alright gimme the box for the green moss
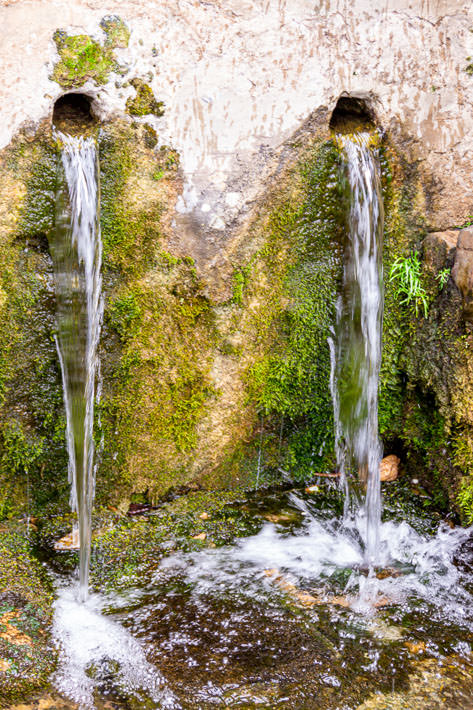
[241,140,345,479]
[99,126,164,274]
[0,139,69,521]
[51,19,129,89]
[232,264,252,305]
[88,489,259,592]
[96,125,216,503]
[0,526,56,704]
[100,15,130,49]
[458,476,473,523]
[107,290,143,342]
[126,79,165,117]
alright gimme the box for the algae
[126,79,165,117]
[51,17,129,89]
[0,526,56,705]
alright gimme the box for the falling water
[329,132,384,566]
[52,132,103,601]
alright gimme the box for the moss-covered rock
[0,525,56,706]
[376,144,473,518]
[51,17,129,89]
[126,79,164,117]
[0,134,69,521]
[1,109,473,524]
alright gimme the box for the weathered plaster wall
[1,0,473,296]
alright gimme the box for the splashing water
[329,132,384,567]
[52,133,103,601]
[52,586,176,709]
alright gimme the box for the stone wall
[1,0,473,517]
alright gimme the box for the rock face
[423,231,458,273]
[452,228,473,323]
[0,1,473,519]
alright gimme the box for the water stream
[44,132,473,709]
[51,132,103,602]
[329,132,384,567]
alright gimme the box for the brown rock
[54,529,79,550]
[264,569,318,607]
[380,455,400,482]
[405,640,426,654]
[452,228,473,322]
[263,512,298,524]
[192,532,206,541]
[423,230,458,272]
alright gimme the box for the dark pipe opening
[53,93,96,131]
[329,96,375,133]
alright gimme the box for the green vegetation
[389,251,429,317]
[100,15,130,49]
[239,140,346,479]
[0,526,55,703]
[456,215,473,228]
[436,267,450,290]
[126,79,165,117]
[458,476,473,523]
[232,264,252,305]
[97,124,216,503]
[0,140,69,521]
[51,17,130,89]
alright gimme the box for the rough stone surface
[380,455,400,482]
[452,228,473,322]
[423,230,458,273]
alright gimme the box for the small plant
[458,476,473,524]
[456,215,473,229]
[232,264,252,305]
[389,251,429,317]
[436,267,450,290]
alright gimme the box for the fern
[389,251,429,318]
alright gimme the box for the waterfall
[329,132,384,566]
[52,132,103,601]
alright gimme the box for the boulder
[379,455,400,482]
[53,529,79,550]
[423,230,458,272]
[452,228,473,323]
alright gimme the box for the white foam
[52,585,177,709]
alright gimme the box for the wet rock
[405,640,426,654]
[453,532,473,574]
[380,455,400,482]
[192,532,206,541]
[452,228,473,323]
[54,529,79,550]
[305,484,320,494]
[263,512,300,524]
[375,566,403,580]
[127,502,152,516]
[264,569,318,607]
[423,230,458,272]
